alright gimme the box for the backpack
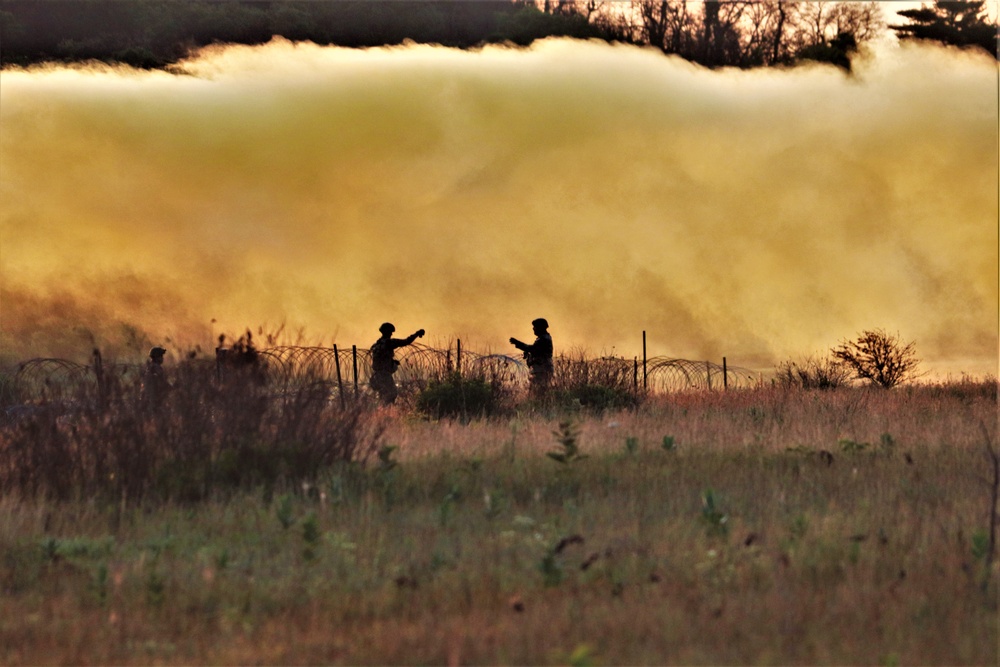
[371,338,397,373]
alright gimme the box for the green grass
[0,380,996,665]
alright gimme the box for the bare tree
[831,329,921,389]
[589,1,886,67]
[796,1,883,47]
[632,0,696,54]
[698,1,751,66]
[830,2,884,42]
[738,0,799,65]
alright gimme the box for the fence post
[633,357,638,391]
[723,356,728,390]
[352,345,359,400]
[92,348,107,409]
[706,360,712,391]
[642,330,647,392]
[457,338,462,376]
[333,344,346,409]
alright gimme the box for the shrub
[549,355,641,412]
[831,329,921,389]
[553,383,640,411]
[416,373,503,420]
[0,356,387,502]
[775,355,852,390]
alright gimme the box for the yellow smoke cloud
[1,38,997,373]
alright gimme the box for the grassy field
[1,377,997,665]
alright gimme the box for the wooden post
[457,338,462,376]
[642,330,647,391]
[723,357,728,390]
[352,345,359,400]
[706,360,712,391]
[633,357,638,391]
[92,348,106,409]
[333,344,346,409]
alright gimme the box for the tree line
[551,0,997,68]
[0,1,996,70]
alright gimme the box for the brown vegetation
[0,367,996,664]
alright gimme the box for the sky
[1,26,998,376]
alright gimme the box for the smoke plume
[1,38,996,374]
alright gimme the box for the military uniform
[510,318,554,392]
[370,323,424,404]
[140,346,170,407]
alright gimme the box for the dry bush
[0,355,387,502]
[775,355,853,390]
[832,329,921,388]
[547,354,641,411]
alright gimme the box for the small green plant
[789,514,809,541]
[700,489,728,537]
[567,643,596,667]
[539,550,564,587]
[302,512,320,561]
[439,485,461,527]
[92,562,109,606]
[377,445,399,472]
[624,436,639,455]
[971,529,989,561]
[145,567,166,608]
[275,494,295,530]
[548,420,587,464]
[661,435,676,451]
[839,438,869,453]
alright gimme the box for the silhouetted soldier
[370,322,425,405]
[510,318,554,392]
[141,346,170,407]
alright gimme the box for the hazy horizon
[1,37,997,376]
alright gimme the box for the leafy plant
[701,489,728,537]
[302,511,320,561]
[539,550,564,587]
[548,420,587,464]
[275,494,295,530]
[839,438,869,453]
[567,643,596,667]
[416,373,501,420]
[661,435,676,451]
[439,485,461,527]
[971,529,989,561]
[377,445,399,472]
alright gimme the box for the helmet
[531,318,549,329]
[379,322,395,335]
[149,346,167,359]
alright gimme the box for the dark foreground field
[1,379,997,665]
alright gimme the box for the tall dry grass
[0,375,997,664]
[0,355,387,502]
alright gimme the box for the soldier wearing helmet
[510,318,554,392]
[141,345,170,407]
[370,322,425,405]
